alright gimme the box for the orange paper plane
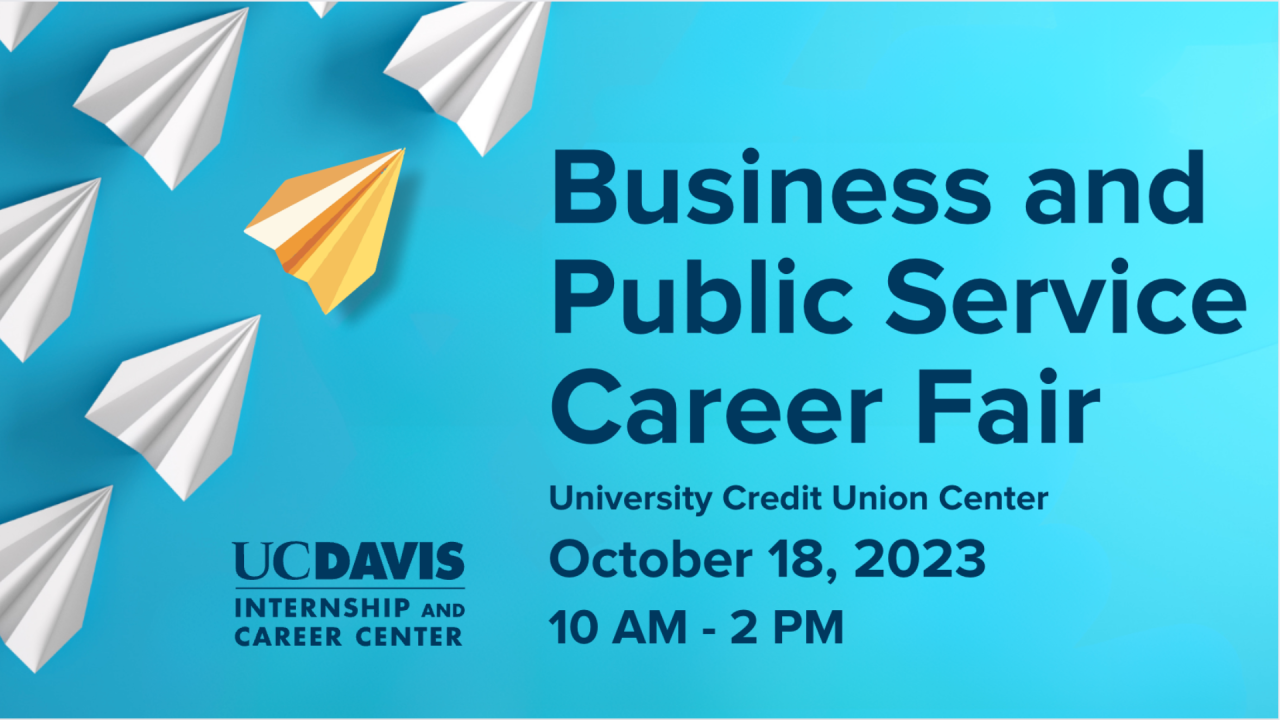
[245,149,405,313]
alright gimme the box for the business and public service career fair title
[549,149,1232,447]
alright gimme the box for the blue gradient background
[0,2,1275,717]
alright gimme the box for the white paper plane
[0,487,112,673]
[0,2,56,52]
[87,316,259,500]
[74,8,248,189]
[385,2,550,156]
[309,2,336,18]
[0,179,100,362]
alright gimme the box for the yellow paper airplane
[245,149,405,313]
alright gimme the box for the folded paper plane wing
[309,2,336,18]
[87,317,259,500]
[0,179,100,362]
[385,2,549,155]
[73,8,248,189]
[0,2,56,51]
[0,487,112,672]
[245,149,404,314]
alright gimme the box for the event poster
[0,2,1276,717]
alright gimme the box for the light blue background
[0,2,1275,717]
